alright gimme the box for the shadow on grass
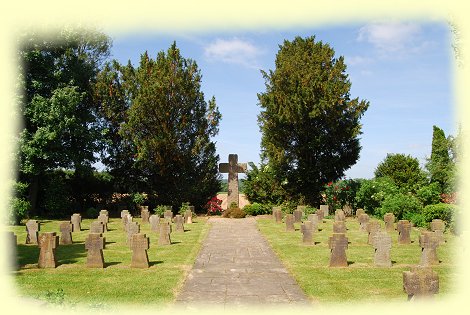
[149,260,164,267]
[170,241,182,245]
[16,242,87,267]
[104,261,121,268]
[347,260,355,266]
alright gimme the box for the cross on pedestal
[219,154,247,209]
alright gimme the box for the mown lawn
[256,216,459,305]
[8,215,210,308]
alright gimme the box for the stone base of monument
[216,193,250,210]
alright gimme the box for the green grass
[8,216,210,308]
[257,217,458,304]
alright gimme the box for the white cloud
[346,55,373,66]
[357,22,421,56]
[204,38,263,69]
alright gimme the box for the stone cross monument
[219,154,247,208]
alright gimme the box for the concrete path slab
[174,217,310,310]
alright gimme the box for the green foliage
[132,192,147,205]
[18,29,112,215]
[153,205,167,217]
[94,42,221,209]
[179,202,191,215]
[38,171,73,218]
[86,207,99,219]
[242,203,271,216]
[44,288,66,305]
[426,126,456,194]
[355,177,398,214]
[422,203,455,224]
[257,36,369,205]
[222,207,246,218]
[323,178,361,211]
[243,162,286,206]
[378,193,422,220]
[416,182,441,206]
[8,181,31,225]
[229,202,238,209]
[403,212,427,228]
[374,153,427,193]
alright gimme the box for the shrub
[416,182,441,206]
[132,192,147,206]
[243,203,271,216]
[403,212,427,228]
[422,203,455,223]
[204,197,222,215]
[179,202,191,215]
[323,178,362,211]
[38,171,73,218]
[8,181,31,225]
[86,207,99,218]
[154,205,167,217]
[223,207,246,218]
[378,193,422,220]
[355,177,399,214]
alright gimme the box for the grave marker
[149,214,160,232]
[333,221,346,234]
[184,209,193,224]
[273,207,283,223]
[367,221,381,245]
[71,214,81,232]
[99,209,109,218]
[127,221,140,245]
[164,210,173,222]
[285,214,295,232]
[38,232,59,268]
[85,233,105,268]
[397,220,412,244]
[174,215,185,232]
[158,221,171,245]
[301,222,313,245]
[90,221,105,234]
[59,221,73,245]
[403,266,439,300]
[419,231,440,266]
[334,209,345,222]
[141,208,150,223]
[373,232,392,267]
[130,233,150,268]
[26,220,39,244]
[356,208,365,218]
[97,213,108,231]
[430,219,445,244]
[219,154,247,208]
[384,213,395,232]
[358,214,369,232]
[315,209,324,221]
[320,204,329,217]
[328,233,348,267]
[307,214,319,230]
[293,207,303,223]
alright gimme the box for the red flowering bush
[323,179,361,211]
[205,196,223,215]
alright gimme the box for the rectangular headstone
[373,232,392,267]
[403,266,439,300]
[26,220,40,244]
[38,232,59,268]
[358,214,369,232]
[59,221,73,245]
[85,233,105,268]
[328,233,348,267]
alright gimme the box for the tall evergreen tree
[426,125,455,194]
[257,36,369,205]
[95,43,221,209]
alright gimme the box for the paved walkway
[174,217,310,309]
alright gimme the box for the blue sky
[108,21,455,180]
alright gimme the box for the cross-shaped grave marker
[219,154,247,208]
[38,232,59,268]
[85,233,105,268]
[130,233,150,268]
[328,233,348,267]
